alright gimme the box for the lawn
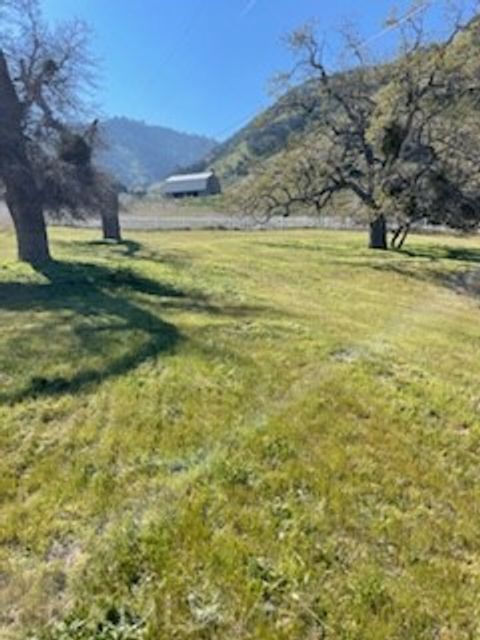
[0,227,479,639]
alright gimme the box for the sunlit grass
[0,227,479,639]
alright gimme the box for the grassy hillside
[199,93,312,186]
[199,72,378,188]
[1,228,480,639]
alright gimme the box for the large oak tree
[241,1,480,249]
[0,0,121,265]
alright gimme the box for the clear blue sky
[42,0,446,139]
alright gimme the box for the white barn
[163,171,221,198]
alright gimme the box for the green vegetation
[1,227,480,639]
[210,13,480,244]
[205,101,310,186]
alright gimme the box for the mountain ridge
[96,116,218,188]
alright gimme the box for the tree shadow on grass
[0,260,186,404]
[257,239,480,268]
[401,244,480,264]
[56,238,194,270]
[372,253,480,301]
[70,239,144,258]
[0,260,280,405]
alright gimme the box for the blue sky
[42,0,445,139]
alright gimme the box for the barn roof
[163,171,214,194]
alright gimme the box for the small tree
[40,121,122,242]
[242,2,480,249]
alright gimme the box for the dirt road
[0,200,357,232]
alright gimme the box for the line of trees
[0,0,121,266]
[241,1,480,249]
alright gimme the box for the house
[162,171,221,198]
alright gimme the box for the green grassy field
[0,227,479,639]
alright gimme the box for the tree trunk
[6,175,50,264]
[101,188,122,242]
[391,222,411,250]
[390,225,403,249]
[396,223,410,250]
[369,214,387,250]
[0,51,50,264]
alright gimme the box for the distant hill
[96,117,217,188]
[183,81,327,186]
